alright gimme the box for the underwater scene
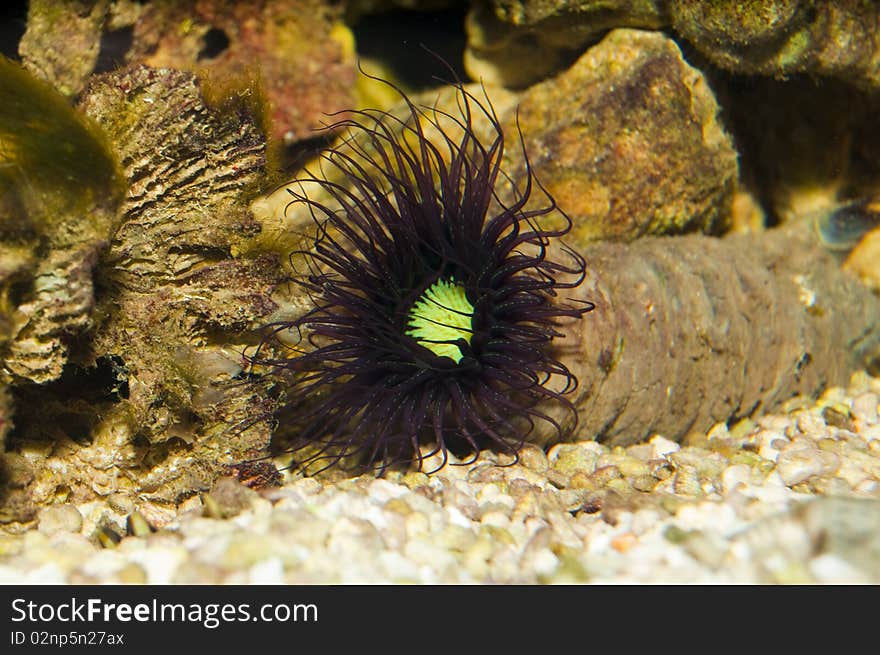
[2,0,880,585]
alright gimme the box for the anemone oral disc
[405,279,474,362]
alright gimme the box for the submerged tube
[552,223,880,446]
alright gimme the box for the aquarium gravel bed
[2,371,879,585]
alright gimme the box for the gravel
[2,371,880,584]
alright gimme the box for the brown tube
[552,223,880,446]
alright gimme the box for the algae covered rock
[465,0,664,88]
[669,1,880,88]
[18,0,109,97]
[18,0,358,148]
[126,0,357,146]
[0,52,121,486]
[0,55,124,385]
[4,65,287,520]
[466,1,880,91]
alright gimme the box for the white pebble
[744,471,795,504]
[480,510,511,529]
[720,464,751,496]
[854,479,879,494]
[367,479,409,503]
[77,550,127,580]
[126,546,187,584]
[404,538,457,570]
[776,448,839,486]
[795,412,831,438]
[404,511,430,537]
[630,509,663,535]
[378,551,422,583]
[37,505,83,535]
[649,434,680,457]
[851,393,879,425]
[24,562,68,585]
[445,505,474,529]
[248,557,284,584]
[754,429,787,461]
[809,553,869,584]
[525,547,559,578]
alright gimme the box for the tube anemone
[255,74,593,473]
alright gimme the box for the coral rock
[7,66,286,509]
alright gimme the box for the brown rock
[6,66,285,508]
[507,29,737,243]
[19,0,108,97]
[19,0,358,146]
[466,1,880,91]
[203,476,261,519]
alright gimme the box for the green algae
[0,55,124,243]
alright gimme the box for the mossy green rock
[0,55,124,384]
[4,65,286,519]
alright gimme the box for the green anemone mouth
[405,278,474,363]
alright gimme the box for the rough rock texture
[0,385,9,455]
[254,29,736,248]
[510,29,736,243]
[18,0,108,97]
[466,0,880,90]
[126,0,357,145]
[670,0,880,87]
[18,0,358,147]
[6,245,105,383]
[0,55,123,385]
[2,66,287,527]
[465,0,663,88]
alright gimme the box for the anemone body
[259,78,592,473]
